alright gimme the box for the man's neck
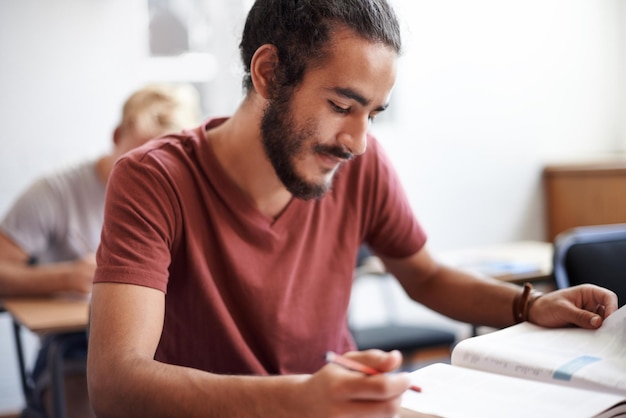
[208,103,293,219]
[95,154,115,185]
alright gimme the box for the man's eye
[329,101,350,114]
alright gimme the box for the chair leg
[49,337,66,418]
[47,332,87,418]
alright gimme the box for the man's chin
[287,178,332,200]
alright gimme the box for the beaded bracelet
[512,282,543,323]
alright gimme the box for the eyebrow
[332,87,389,112]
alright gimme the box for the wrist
[526,289,543,323]
[512,283,543,324]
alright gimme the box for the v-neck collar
[197,118,312,232]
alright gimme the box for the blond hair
[120,83,201,138]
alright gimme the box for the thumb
[564,305,604,329]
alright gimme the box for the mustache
[313,144,354,161]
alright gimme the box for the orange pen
[325,351,422,393]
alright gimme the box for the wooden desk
[438,240,553,285]
[1,296,89,418]
[2,296,89,334]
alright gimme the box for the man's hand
[528,284,618,329]
[65,254,96,295]
[299,349,411,418]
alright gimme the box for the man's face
[260,28,398,200]
[113,125,160,159]
[261,85,353,200]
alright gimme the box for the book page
[451,305,626,394]
[401,363,626,418]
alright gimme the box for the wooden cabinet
[543,158,626,241]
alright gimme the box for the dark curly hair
[239,0,401,94]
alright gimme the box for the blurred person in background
[0,83,201,418]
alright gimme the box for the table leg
[11,319,30,400]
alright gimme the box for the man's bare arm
[0,232,94,296]
[87,282,412,418]
[382,246,618,330]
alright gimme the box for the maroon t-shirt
[95,118,426,375]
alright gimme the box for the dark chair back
[553,223,626,307]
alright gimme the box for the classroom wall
[375,0,623,252]
[0,0,145,218]
[621,1,626,150]
[0,0,248,218]
[0,0,624,413]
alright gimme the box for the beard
[260,86,353,200]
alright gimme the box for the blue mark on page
[553,355,601,381]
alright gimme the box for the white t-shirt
[0,160,106,264]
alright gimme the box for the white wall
[0,0,624,413]
[375,0,623,251]
[0,0,148,217]
[616,0,626,152]
[0,0,248,218]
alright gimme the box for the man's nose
[337,116,369,156]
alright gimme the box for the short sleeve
[95,151,181,293]
[0,178,63,257]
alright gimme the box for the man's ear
[250,44,279,100]
[113,126,122,146]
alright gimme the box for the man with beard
[87,0,618,417]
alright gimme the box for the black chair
[10,316,88,418]
[553,223,626,307]
[349,247,457,363]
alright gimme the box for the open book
[401,305,626,418]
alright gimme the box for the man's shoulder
[129,117,225,161]
[24,159,99,197]
[38,159,96,179]
[56,159,101,188]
